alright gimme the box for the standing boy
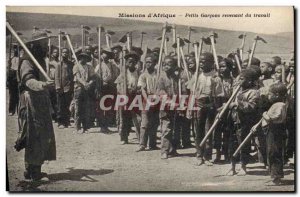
[73,52,95,134]
[55,48,74,128]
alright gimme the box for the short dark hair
[51,46,58,54]
[269,82,287,100]
[261,62,272,68]
[85,45,92,51]
[200,52,214,62]
[272,56,282,65]
[240,68,258,82]
[145,53,158,64]
[61,48,69,52]
[243,57,261,67]
[164,56,176,66]
[164,55,175,61]
[248,65,261,80]
[200,52,214,69]
[219,58,233,71]
[189,52,195,57]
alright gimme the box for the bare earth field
[6,95,295,192]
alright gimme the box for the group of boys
[7,29,295,185]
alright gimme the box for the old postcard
[6,6,295,192]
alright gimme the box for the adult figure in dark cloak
[16,30,56,181]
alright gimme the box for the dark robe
[17,58,56,165]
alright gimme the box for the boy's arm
[262,103,285,125]
[101,63,112,85]
[156,76,168,96]
[54,62,61,91]
[20,60,53,91]
[237,90,259,112]
[73,65,87,87]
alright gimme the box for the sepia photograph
[5,6,295,192]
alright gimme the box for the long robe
[17,58,56,165]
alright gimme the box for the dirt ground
[6,100,295,192]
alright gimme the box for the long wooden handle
[210,35,219,71]
[240,35,246,61]
[81,25,84,50]
[58,29,61,61]
[127,33,132,51]
[172,25,176,48]
[192,43,200,94]
[200,84,241,148]
[8,33,12,62]
[241,35,246,50]
[233,118,262,157]
[247,39,257,68]
[164,39,168,55]
[234,54,242,73]
[158,26,167,69]
[186,42,200,120]
[140,33,144,48]
[155,23,167,90]
[65,34,82,72]
[239,48,243,62]
[179,47,190,81]
[97,25,102,74]
[177,37,181,99]
[176,37,181,69]
[48,38,51,61]
[6,21,51,81]
[197,40,203,62]
[105,34,111,50]
[282,65,286,84]
[187,29,191,54]
[122,46,127,95]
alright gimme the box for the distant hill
[275,32,294,39]
[6,12,294,56]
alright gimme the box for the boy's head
[188,52,195,58]
[111,45,122,59]
[187,56,196,72]
[270,56,281,67]
[227,53,240,75]
[144,53,157,71]
[274,65,283,82]
[242,57,260,69]
[248,65,261,81]
[239,68,257,89]
[163,56,176,74]
[78,52,92,64]
[289,60,294,74]
[51,47,59,59]
[61,48,69,60]
[260,62,273,76]
[84,45,93,56]
[100,49,114,61]
[93,48,98,58]
[270,56,282,72]
[131,46,143,60]
[152,47,160,57]
[199,52,214,73]
[125,51,139,71]
[268,82,287,103]
[136,61,143,72]
[217,55,223,63]
[219,58,232,77]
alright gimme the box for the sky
[6,6,294,34]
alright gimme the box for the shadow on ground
[16,167,114,191]
[247,169,294,176]
[265,179,295,187]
